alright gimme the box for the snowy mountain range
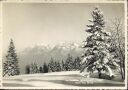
[18,42,83,74]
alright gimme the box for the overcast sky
[3,3,124,52]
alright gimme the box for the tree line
[25,54,81,74]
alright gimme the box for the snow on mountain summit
[18,42,83,74]
[23,42,81,52]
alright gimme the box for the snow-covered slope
[3,71,124,88]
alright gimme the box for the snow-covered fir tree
[3,39,20,77]
[43,62,48,73]
[73,57,81,70]
[56,62,61,72]
[54,61,58,71]
[30,62,39,74]
[65,54,74,71]
[81,7,118,78]
[25,65,30,74]
[61,60,66,71]
[39,66,43,73]
[48,58,56,72]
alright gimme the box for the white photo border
[0,0,127,89]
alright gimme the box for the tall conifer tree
[3,39,20,76]
[81,7,118,78]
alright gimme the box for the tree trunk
[106,65,114,78]
[97,69,102,78]
[122,62,125,80]
[120,67,124,79]
[99,72,101,78]
[120,67,125,80]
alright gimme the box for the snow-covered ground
[3,71,124,88]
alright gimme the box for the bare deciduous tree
[107,17,125,80]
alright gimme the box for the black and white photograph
[0,0,127,89]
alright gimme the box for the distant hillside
[18,42,83,74]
